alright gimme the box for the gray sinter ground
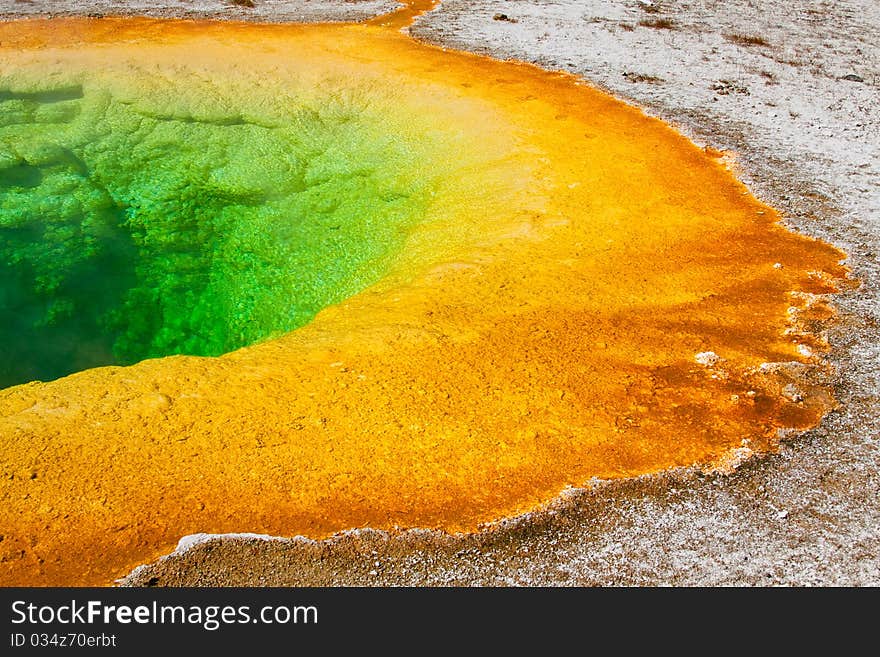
[4,0,878,585]
[0,0,399,22]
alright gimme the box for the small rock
[782,383,803,403]
[695,351,720,366]
[623,72,665,84]
[710,79,750,95]
[840,74,864,82]
[493,13,518,23]
[776,510,789,520]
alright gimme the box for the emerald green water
[0,80,433,388]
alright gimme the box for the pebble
[694,351,720,366]
[782,383,804,403]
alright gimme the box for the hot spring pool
[0,14,849,586]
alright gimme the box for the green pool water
[0,79,435,388]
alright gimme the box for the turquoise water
[0,81,432,388]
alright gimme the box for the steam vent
[0,3,849,585]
